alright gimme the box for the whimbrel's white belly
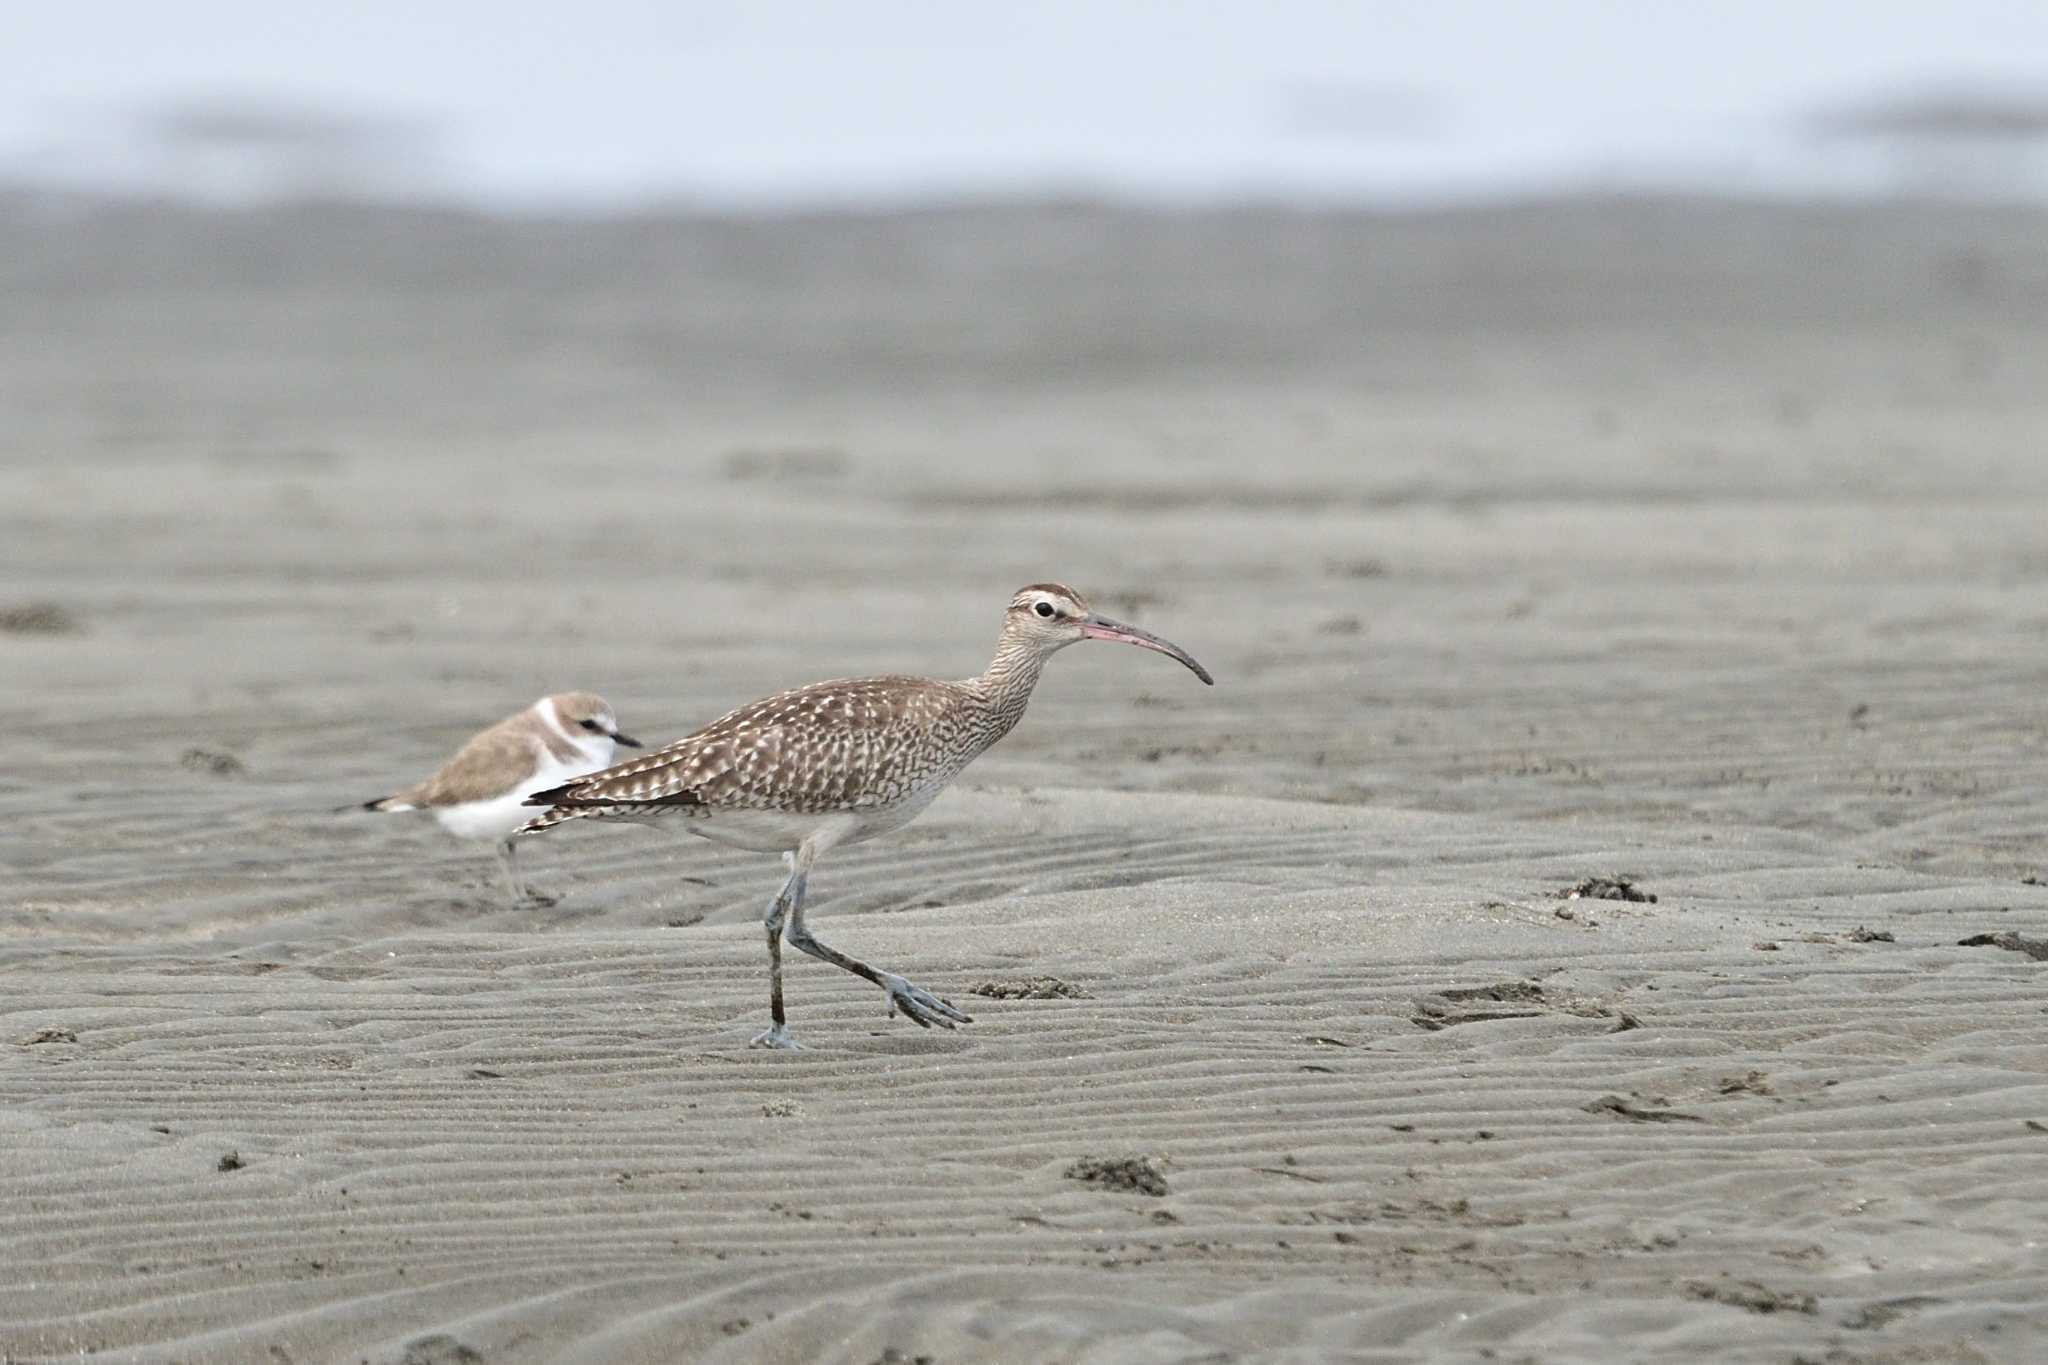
[680,795,939,855]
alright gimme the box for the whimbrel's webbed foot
[879,972,973,1030]
[749,1024,804,1050]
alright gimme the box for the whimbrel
[518,584,1212,1047]
[364,692,640,905]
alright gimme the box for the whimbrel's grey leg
[495,839,556,907]
[778,862,972,1031]
[749,853,806,1050]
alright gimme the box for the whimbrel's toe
[881,974,973,1030]
[749,1024,804,1050]
[519,887,561,908]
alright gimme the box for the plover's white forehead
[547,691,615,725]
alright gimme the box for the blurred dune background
[6,1,2048,209]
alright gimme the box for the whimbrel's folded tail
[515,801,590,836]
[518,775,701,836]
[516,777,610,835]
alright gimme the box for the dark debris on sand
[1842,1296,1944,1330]
[0,601,83,635]
[18,1026,77,1046]
[217,1151,244,1171]
[1559,876,1657,903]
[1414,980,1637,1032]
[401,1335,485,1365]
[1584,1094,1705,1124]
[970,976,1091,1000]
[1685,1277,1818,1315]
[180,747,248,777]
[1413,981,1546,1029]
[1065,1155,1169,1197]
[1717,1070,1775,1097]
[1958,931,2048,961]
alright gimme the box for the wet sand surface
[3,198,2047,1362]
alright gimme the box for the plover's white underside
[365,691,639,905]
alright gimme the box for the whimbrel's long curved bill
[1080,615,1214,685]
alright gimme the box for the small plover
[364,692,640,905]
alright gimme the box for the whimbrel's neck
[968,631,1049,737]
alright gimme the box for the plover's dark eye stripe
[580,719,603,732]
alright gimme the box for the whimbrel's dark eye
[1034,601,1056,619]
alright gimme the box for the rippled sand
[3,198,2046,1363]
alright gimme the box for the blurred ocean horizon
[4,2,2048,213]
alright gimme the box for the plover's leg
[782,880,972,1032]
[496,839,556,907]
[749,852,806,1050]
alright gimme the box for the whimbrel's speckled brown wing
[523,675,973,820]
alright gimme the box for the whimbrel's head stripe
[1010,583,1088,614]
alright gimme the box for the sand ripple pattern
[7,201,2048,1362]
[5,795,2046,1362]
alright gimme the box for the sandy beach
[3,196,2047,1363]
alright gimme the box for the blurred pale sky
[4,1,2047,206]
